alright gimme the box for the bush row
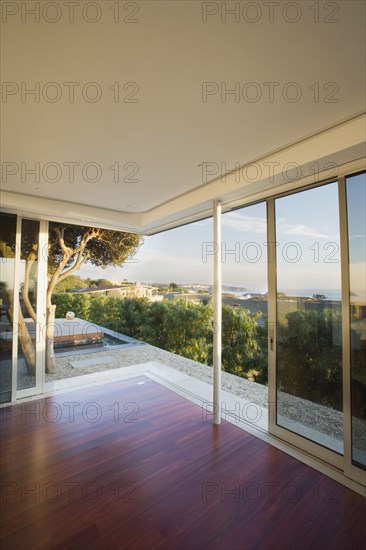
[51,293,268,382]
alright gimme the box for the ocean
[224,289,342,301]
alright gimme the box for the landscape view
[46,274,342,397]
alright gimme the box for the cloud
[222,212,267,234]
[78,245,213,285]
[222,212,338,240]
[278,221,338,240]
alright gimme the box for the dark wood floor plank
[1,375,365,550]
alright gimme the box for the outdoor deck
[1,374,365,550]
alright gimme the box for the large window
[17,219,40,391]
[0,213,17,403]
[0,215,46,401]
[1,168,365,486]
[275,182,343,454]
[221,202,268,385]
[346,171,366,469]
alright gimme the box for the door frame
[12,217,48,401]
[339,175,366,486]
[267,177,365,485]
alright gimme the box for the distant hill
[53,276,118,294]
[53,275,89,293]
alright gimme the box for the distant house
[69,284,159,301]
[162,292,208,304]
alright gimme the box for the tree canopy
[47,224,141,293]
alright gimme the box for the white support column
[213,200,222,425]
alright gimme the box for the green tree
[138,301,169,348]
[13,223,141,374]
[69,294,90,320]
[45,225,141,372]
[277,308,342,409]
[164,301,213,363]
[51,293,75,318]
[220,305,265,378]
[89,295,120,327]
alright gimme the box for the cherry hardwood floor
[1,375,365,550]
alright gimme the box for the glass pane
[275,182,343,454]
[221,203,268,384]
[17,219,40,390]
[346,171,366,469]
[0,213,17,403]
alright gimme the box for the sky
[78,178,365,296]
[79,217,215,286]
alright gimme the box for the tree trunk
[8,292,36,376]
[45,303,56,374]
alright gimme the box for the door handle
[270,326,275,351]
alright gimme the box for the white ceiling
[1,0,365,233]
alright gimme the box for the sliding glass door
[274,182,343,455]
[17,219,41,394]
[267,174,366,483]
[0,214,48,401]
[0,214,17,403]
[345,172,366,473]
